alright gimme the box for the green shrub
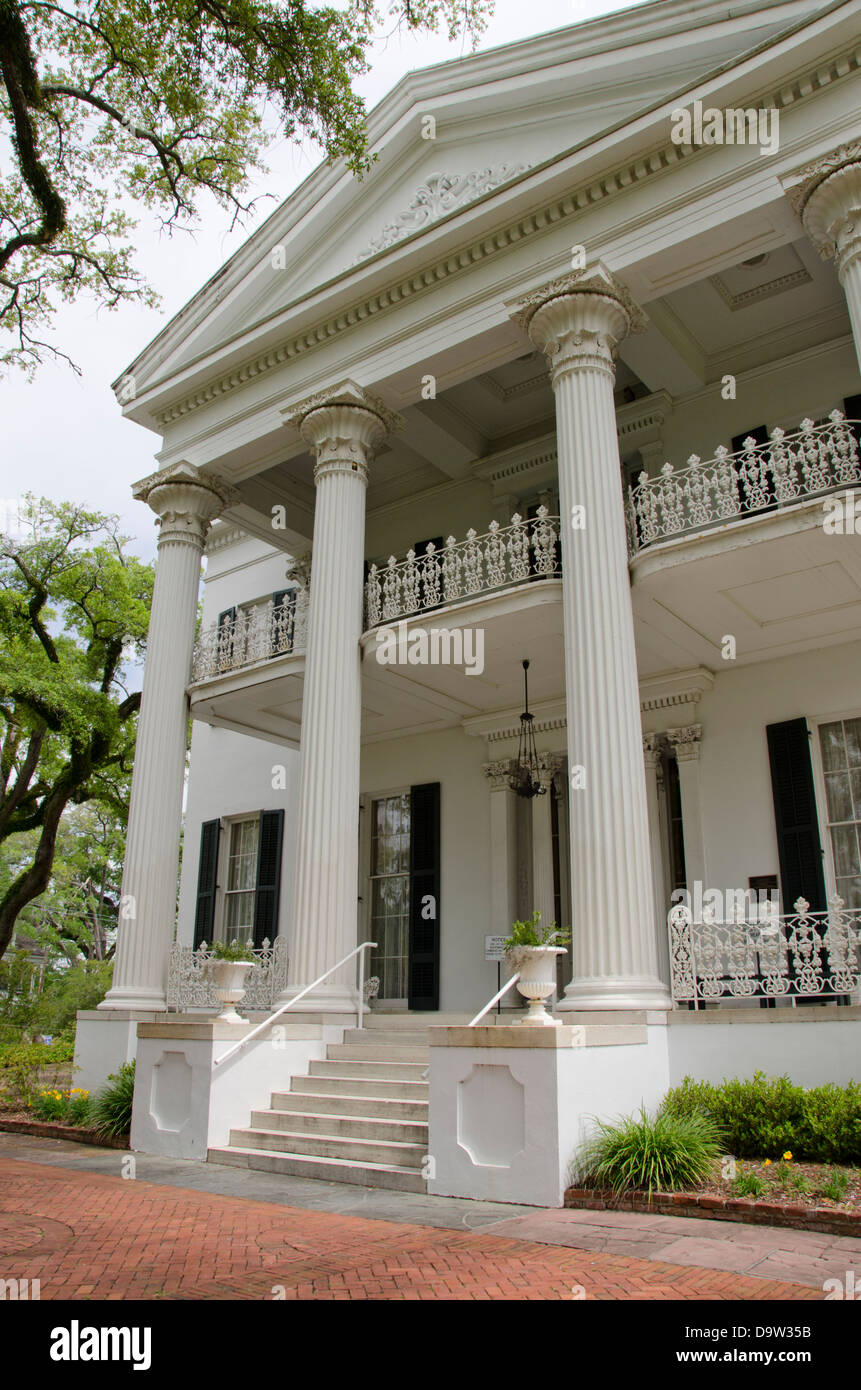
[574,1106,724,1196]
[661,1073,861,1164]
[0,1038,76,1108]
[89,1062,135,1139]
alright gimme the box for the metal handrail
[468,972,521,1027]
[212,940,378,1069]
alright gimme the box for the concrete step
[341,1028,431,1047]
[308,1058,427,1081]
[291,1074,428,1100]
[364,1012,472,1029]
[326,1042,429,1064]
[271,1090,428,1121]
[228,1126,426,1168]
[209,1146,427,1192]
[248,1108,427,1143]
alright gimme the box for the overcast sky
[1,0,649,562]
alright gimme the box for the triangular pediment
[122,0,832,405]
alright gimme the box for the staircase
[209,1015,464,1191]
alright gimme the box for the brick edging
[564,1186,861,1238]
[0,1116,128,1150]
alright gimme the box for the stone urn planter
[205,960,254,1024]
[506,945,567,1026]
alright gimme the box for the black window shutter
[766,719,826,913]
[843,393,861,452]
[253,809,285,947]
[408,782,441,1010]
[193,819,221,947]
[217,606,236,632]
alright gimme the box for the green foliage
[209,938,255,962]
[89,1061,135,1139]
[817,1169,850,1203]
[731,1168,766,1198]
[34,959,113,1035]
[0,497,152,961]
[662,1073,861,1164]
[0,1035,75,1107]
[574,1106,724,1197]
[0,0,491,372]
[31,1084,91,1125]
[503,910,571,951]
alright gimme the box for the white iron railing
[212,940,378,1070]
[468,972,521,1026]
[192,588,308,682]
[668,896,861,1004]
[364,507,561,629]
[166,937,289,1011]
[626,412,861,556]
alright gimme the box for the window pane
[820,722,845,773]
[846,719,861,768]
[832,824,860,878]
[825,771,853,823]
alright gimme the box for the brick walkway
[0,1157,821,1300]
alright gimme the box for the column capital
[483,758,514,790]
[789,145,861,279]
[133,461,236,547]
[510,262,648,383]
[666,724,703,762]
[283,380,404,484]
[642,731,666,769]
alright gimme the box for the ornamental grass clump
[89,1062,135,1140]
[575,1106,725,1197]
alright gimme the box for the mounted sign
[485,935,506,961]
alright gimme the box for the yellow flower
[783,1151,793,1161]
[764,1158,772,1166]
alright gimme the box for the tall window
[818,718,861,909]
[222,817,259,941]
[369,794,410,999]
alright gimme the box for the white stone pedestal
[427,1020,669,1207]
[74,1010,163,1092]
[130,1018,342,1160]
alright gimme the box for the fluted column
[795,147,861,373]
[483,760,518,938]
[282,383,403,1010]
[666,725,707,893]
[514,264,671,1010]
[532,753,565,941]
[101,463,231,1010]
[643,733,670,989]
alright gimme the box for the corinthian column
[794,146,861,373]
[513,264,671,1010]
[101,463,231,1010]
[282,382,403,1010]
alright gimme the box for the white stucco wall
[693,637,860,900]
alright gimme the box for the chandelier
[508,660,548,798]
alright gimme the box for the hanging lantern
[509,659,548,798]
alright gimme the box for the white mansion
[76,0,861,1201]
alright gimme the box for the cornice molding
[148,40,861,431]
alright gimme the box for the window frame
[362,785,412,1006]
[213,812,261,943]
[809,708,861,909]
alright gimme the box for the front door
[368,792,411,1004]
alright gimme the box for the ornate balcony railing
[364,507,561,629]
[626,412,861,556]
[166,937,289,1011]
[192,589,308,682]
[668,897,861,1005]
